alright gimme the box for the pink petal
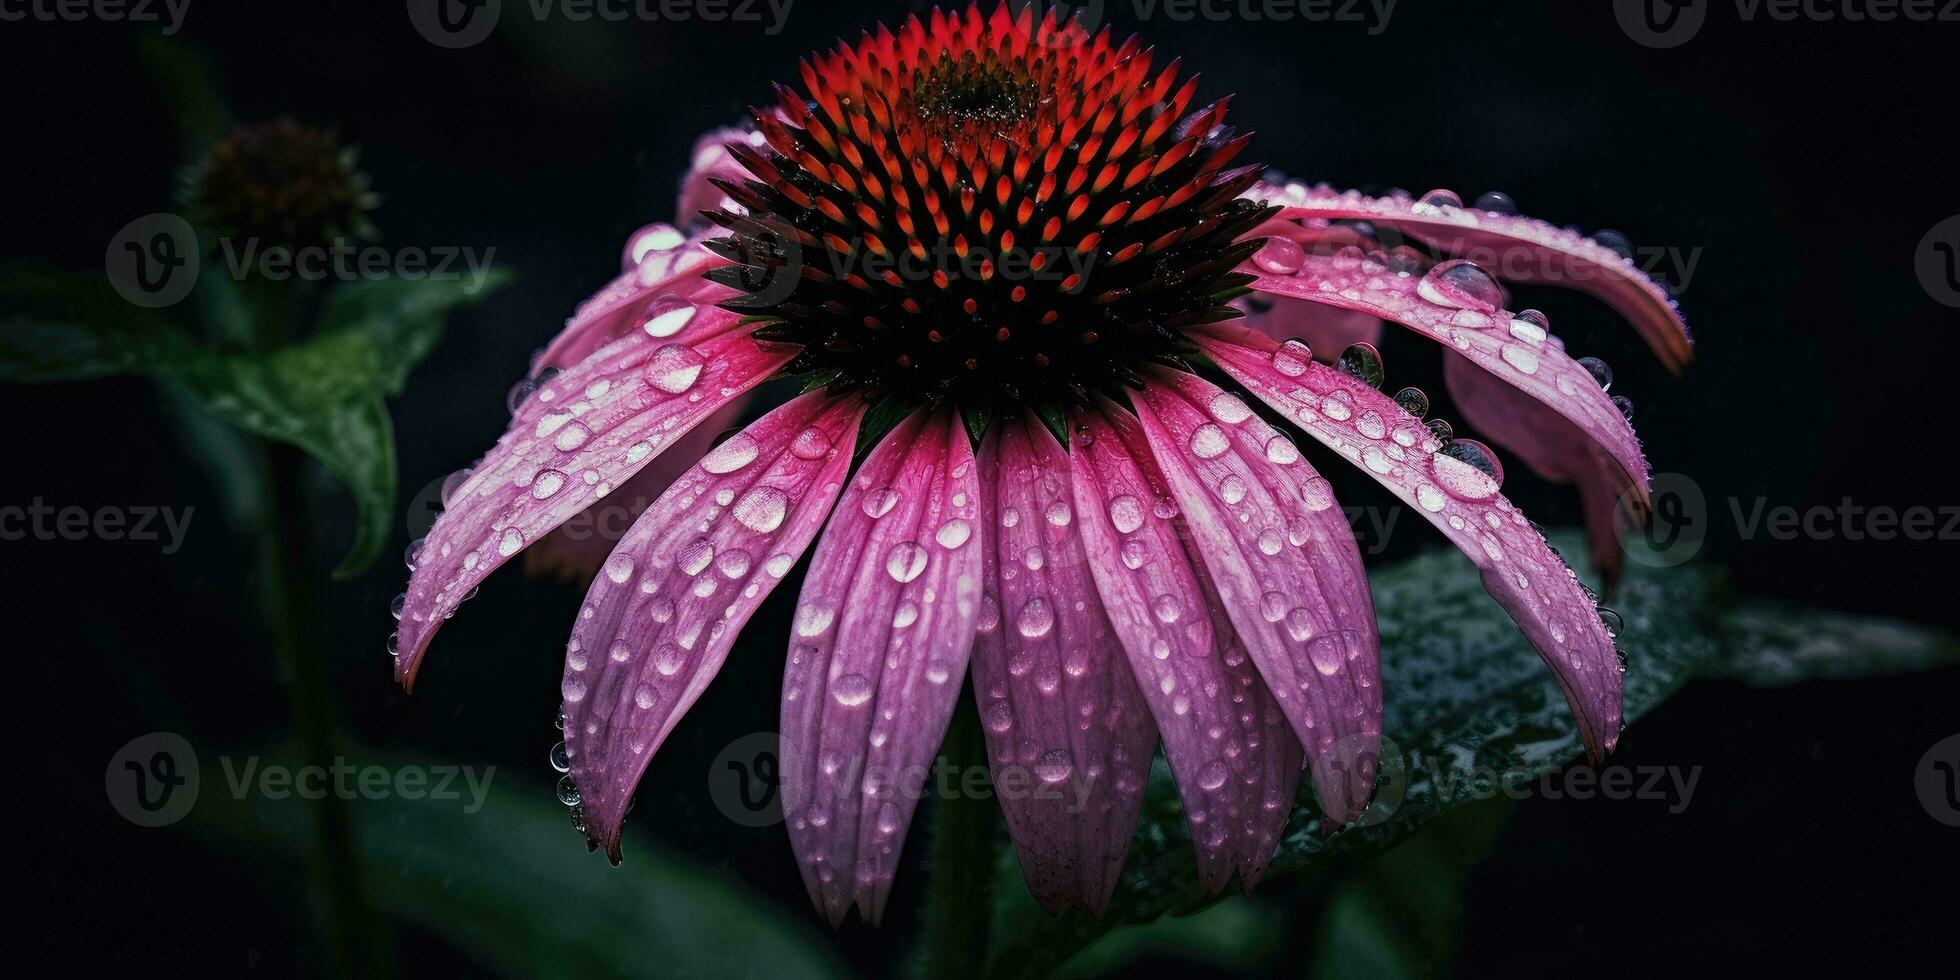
[676,126,769,223]
[535,226,735,372]
[1249,182,1692,371]
[1239,249,1649,515]
[1129,370,1382,824]
[971,412,1156,916]
[1444,353,1634,592]
[1194,322,1624,760]
[522,394,756,584]
[560,390,866,861]
[396,318,795,687]
[780,407,986,926]
[1068,402,1306,895]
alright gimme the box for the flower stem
[919,700,995,980]
[257,439,388,974]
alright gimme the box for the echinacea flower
[393,4,1685,924]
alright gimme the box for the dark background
[6,1,1954,976]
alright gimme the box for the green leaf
[0,268,200,382]
[175,330,396,578]
[193,750,845,980]
[316,270,512,394]
[981,535,1955,975]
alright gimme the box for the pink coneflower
[394,4,1683,923]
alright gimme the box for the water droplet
[1393,386,1430,418]
[892,601,919,629]
[1251,236,1304,275]
[832,673,874,707]
[498,527,525,557]
[556,775,581,806]
[1432,446,1502,501]
[1272,339,1313,377]
[1265,434,1301,464]
[1592,229,1634,261]
[1017,597,1056,638]
[985,702,1015,733]
[734,486,789,532]
[549,741,570,772]
[1509,318,1548,344]
[1120,539,1148,569]
[886,541,928,583]
[716,548,753,578]
[389,592,406,620]
[604,553,636,584]
[641,295,698,338]
[1501,345,1541,375]
[404,537,425,571]
[678,538,715,576]
[1416,483,1447,512]
[1219,475,1247,505]
[794,603,834,636]
[1152,594,1182,624]
[1598,607,1624,637]
[1473,190,1517,214]
[554,421,591,452]
[1260,591,1289,622]
[1197,760,1230,790]
[1416,259,1503,313]
[1610,394,1635,421]
[790,426,832,459]
[1336,343,1385,388]
[1044,500,1073,526]
[1035,749,1075,784]
[441,468,474,505]
[701,433,759,473]
[1577,356,1613,391]
[644,344,705,394]
[862,487,899,519]
[1190,423,1230,459]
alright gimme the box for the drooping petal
[522,394,755,584]
[535,225,734,371]
[971,412,1156,916]
[1444,353,1636,592]
[1129,370,1382,823]
[1194,322,1624,760]
[1068,402,1305,895]
[396,317,795,686]
[1239,249,1649,515]
[780,407,985,925]
[561,390,866,860]
[1249,181,1692,370]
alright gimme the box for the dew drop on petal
[734,486,789,532]
[644,344,705,394]
[1272,339,1313,377]
[1035,749,1074,784]
[498,527,524,556]
[1210,392,1254,424]
[886,541,928,583]
[934,518,972,548]
[790,426,832,459]
[701,433,759,473]
[1017,596,1055,639]
[831,673,874,707]
[1108,494,1144,532]
[1190,423,1230,459]
[640,295,698,338]
[862,487,899,519]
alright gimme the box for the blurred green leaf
[316,270,512,394]
[194,751,845,980]
[983,536,1957,976]
[0,268,200,382]
[174,330,396,578]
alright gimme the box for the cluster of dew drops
[1248,183,1635,673]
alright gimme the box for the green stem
[920,699,995,980]
[257,439,387,975]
